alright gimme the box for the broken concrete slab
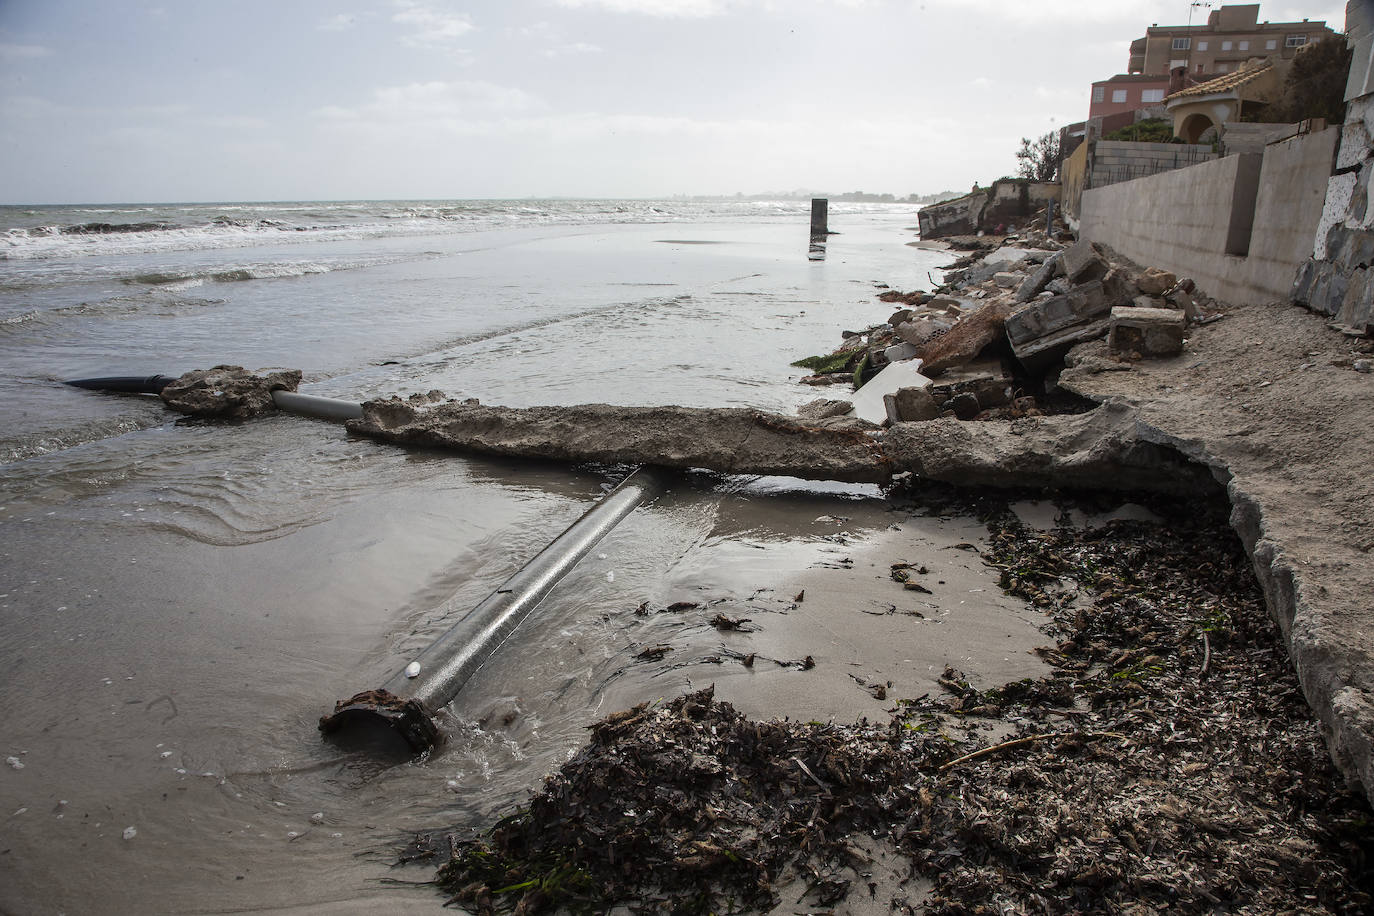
[349,399,890,483]
[1012,318,1113,373]
[1110,307,1186,357]
[992,272,1021,289]
[348,395,1217,497]
[884,401,1216,494]
[1004,280,1109,347]
[848,359,933,425]
[927,357,1014,411]
[917,300,1014,375]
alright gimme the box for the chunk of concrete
[848,359,933,425]
[929,358,1015,409]
[887,308,913,327]
[1109,307,1186,357]
[895,317,953,346]
[1014,252,1063,303]
[992,271,1021,289]
[1137,267,1178,297]
[1060,240,1110,285]
[1004,280,1109,347]
[884,341,919,363]
[1012,318,1113,373]
[1101,268,1139,308]
[797,398,854,421]
[917,300,1015,375]
[883,385,940,423]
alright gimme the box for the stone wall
[1080,127,1339,305]
[1291,2,1374,334]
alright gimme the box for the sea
[0,199,961,913]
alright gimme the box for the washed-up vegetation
[423,491,1372,914]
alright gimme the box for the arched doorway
[1179,112,1216,144]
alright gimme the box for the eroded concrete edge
[1085,398,1374,805]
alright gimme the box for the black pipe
[64,374,176,394]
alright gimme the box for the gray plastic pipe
[319,464,673,752]
[269,390,363,421]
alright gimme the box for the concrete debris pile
[795,235,1221,427]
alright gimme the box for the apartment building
[1127,3,1335,79]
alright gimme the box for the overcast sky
[0,0,1345,203]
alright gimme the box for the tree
[1015,131,1061,182]
[1244,37,1353,124]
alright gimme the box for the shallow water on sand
[0,204,1046,914]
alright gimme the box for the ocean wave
[0,309,45,330]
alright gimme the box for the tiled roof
[1166,60,1273,100]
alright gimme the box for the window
[1266,39,1277,50]
[1198,40,1209,51]
[1216,62,1228,72]
[1141,89,1165,103]
[1239,40,1249,51]
[1172,37,1191,50]
[1222,40,1233,51]
[1112,89,1128,103]
[1287,34,1307,47]
[1093,86,1105,103]
[1170,59,1187,69]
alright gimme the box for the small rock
[1355,359,1372,373]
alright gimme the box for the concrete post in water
[809,198,829,261]
[319,465,674,753]
[810,198,828,237]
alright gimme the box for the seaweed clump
[433,499,1374,914]
[437,687,942,914]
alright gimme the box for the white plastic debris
[404,661,421,679]
[5,756,23,770]
[122,826,137,841]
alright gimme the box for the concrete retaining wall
[1080,127,1339,305]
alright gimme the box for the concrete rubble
[160,365,302,419]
